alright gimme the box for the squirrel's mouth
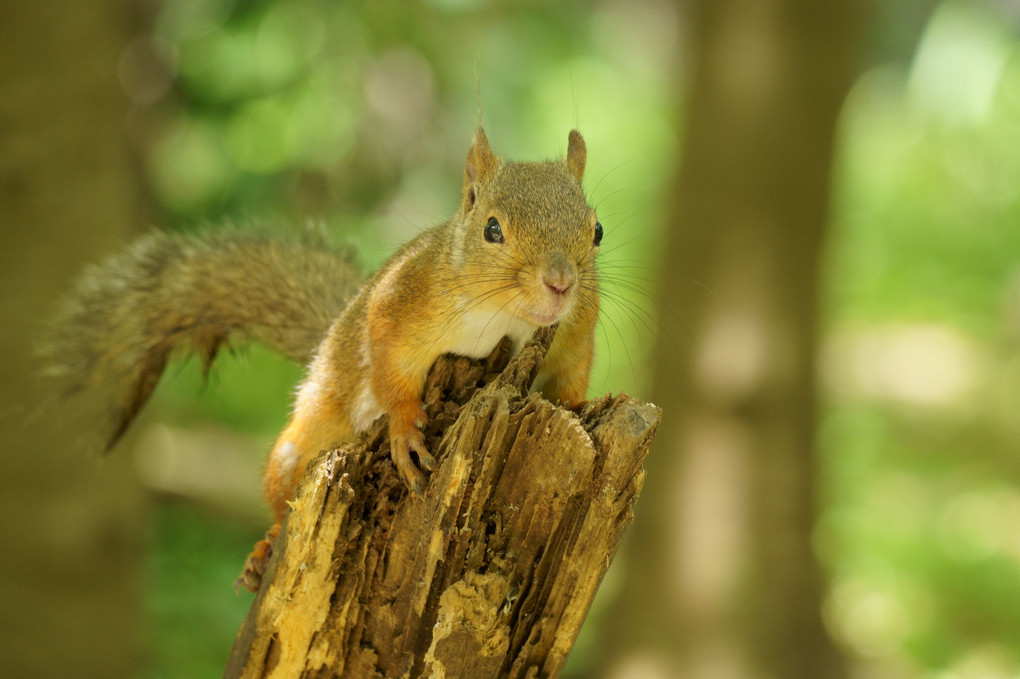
[528,310,560,326]
[524,294,574,327]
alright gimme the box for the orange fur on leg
[236,522,282,592]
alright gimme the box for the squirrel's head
[451,127,600,328]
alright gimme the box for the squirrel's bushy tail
[40,226,362,455]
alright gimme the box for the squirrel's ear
[462,126,498,211]
[566,130,586,182]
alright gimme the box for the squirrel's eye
[484,217,504,244]
[593,221,603,246]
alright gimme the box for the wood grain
[225,327,660,678]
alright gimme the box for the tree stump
[224,327,661,678]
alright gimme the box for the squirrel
[42,127,601,590]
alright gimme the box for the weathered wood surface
[224,328,660,678]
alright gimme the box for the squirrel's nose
[542,254,576,296]
[543,276,574,296]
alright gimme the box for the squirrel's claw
[391,426,432,496]
[236,523,281,593]
[417,446,437,472]
[407,423,436,472]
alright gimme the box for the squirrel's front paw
[390,415,435,496]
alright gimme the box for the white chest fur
[444,307,537,359]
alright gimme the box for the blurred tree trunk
[0,3,146,678]
[600,1,860,678]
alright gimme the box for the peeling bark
[225,328,660,678]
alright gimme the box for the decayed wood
[224,327,661,679]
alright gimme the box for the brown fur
[41,225,362,457]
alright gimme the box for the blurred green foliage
[819,3,1020,677]
[142,503,257,678]
[134,0,1020,677]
